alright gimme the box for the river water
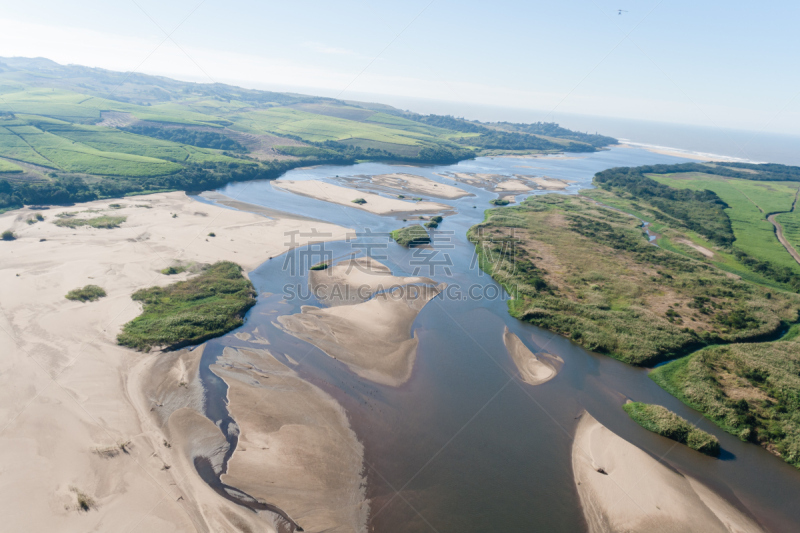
[195,146,800,532]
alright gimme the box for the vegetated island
[391,224,431,247]
[117,261,256,351]
[623,401,720,456]
[0,56,616,215]
[470,161,800,467]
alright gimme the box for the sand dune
[364,172,473,199]
[572,412,764,533]
[502,327,562,385]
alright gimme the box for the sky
[1,0,799,136]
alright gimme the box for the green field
[0,158,22,173]
[650,173,800,270]
[0,57,616,211]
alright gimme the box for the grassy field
[651,338,800,468]
[622,402,720,456]
[0,158,22,172]
[649,173,800,271]
[0,57,616,212]
[469,194,799,365]
[117,261,256,351]
[776,209,800,258]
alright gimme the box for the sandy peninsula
[0,192,352,532]
[573,412,764,533]
[278,258,444,386]
[502,327,562,385]
[273,179,449,215]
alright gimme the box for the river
[194,146,800,532]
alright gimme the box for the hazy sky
[1,0,799,135]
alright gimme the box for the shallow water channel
[194,147,800,532]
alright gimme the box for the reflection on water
[197,148,800,533]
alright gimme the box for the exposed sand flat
[572,412,764,533]
[310,256,435,306]
[617,141,752,163]
[495,179,532,192]
[364,172,472,199]
[0,192,350,532]
[273,179,449,215]
[531,176,571,190]
[278,270,445,386]
[502,327,562,385]
[213,347,368,533]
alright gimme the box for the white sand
[531,176,572,190]
[502,327,562,385]
[0,192,351,532]
[573,412,764,533]
[273,179,449,215]
[495,180,532,192]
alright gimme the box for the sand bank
[356,172,472,199]
[310,256,433,306]
[502,327,562,385]
[0,192,350,532]
[278,258,444,386]
[617,141,753,163]
[213,347,368,532]
[573,412,764,533]
[273,179,449,215]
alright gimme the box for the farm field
[650,173,800,271]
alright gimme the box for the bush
[117,261,256,351]
[65,285,107,302]
[391,225,431,247]
[1,230,15,241]
[351,198,367,205]
[623,402,720,456]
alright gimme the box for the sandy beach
[502,327,562,385]
[273,179,450,215]
[0,192,352,532]
[572,412,764,533]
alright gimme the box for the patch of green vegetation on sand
[65,285,106,302]
[391,224,431,247]
[623,401,720,456]
[54,215,126,229]
[651,338,800,468]
[468,194,799,366]
[117,261,256,351]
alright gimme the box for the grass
[391,224,431,247]
[27,212,44,224]
[310,261,330,271]
[117,261,256,351]
[651,337,800,468]
[2,229,16,240]
[622,401,720,456]
[65,285,106,302]
[351,198,367,204]
[54,215,126,229]
[490,198,510,206]
[0,158,23,172]
[468,194,799,365]
[649,173,800,271]
[161,265,187,275]
[69,486,95,512]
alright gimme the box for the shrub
[65,285,107,302]
[2,230,15,241]
[117,261,256,351]
[351,198,367,205]
[391,225,431,247]
[490,198,510,206]
[623,402,720,456]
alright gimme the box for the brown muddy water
[195,149,800,532]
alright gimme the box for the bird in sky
[618,9,628,15]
